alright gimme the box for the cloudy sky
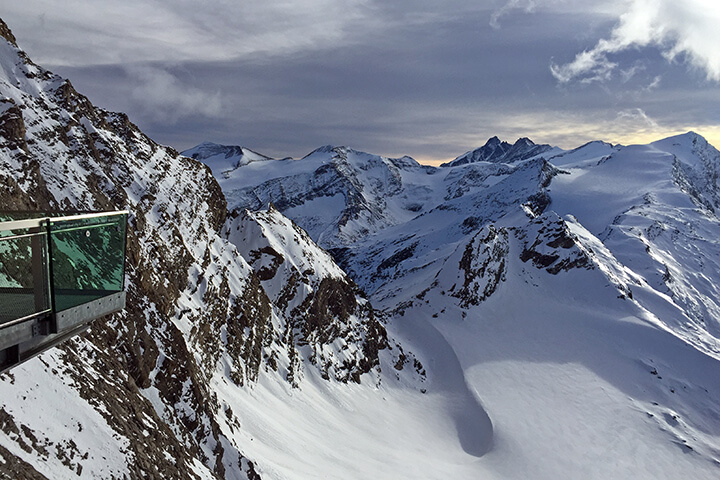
[4,0,720,164]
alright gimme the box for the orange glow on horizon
[412,128,720,167]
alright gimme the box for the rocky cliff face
[222,206,390,386]
[0,18,404,479]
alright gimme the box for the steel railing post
[44,218,58,333]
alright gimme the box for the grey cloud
[4,0,375,66]
[4,1,719,162]
[126,65,223,122]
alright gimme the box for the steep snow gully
[393,312,494,457]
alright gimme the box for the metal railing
[0,211,128,325]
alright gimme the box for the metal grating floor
[0,292,38,325]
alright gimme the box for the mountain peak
[649,131,717,157]
[516,137,535,146]
[181,142,273,177]
[485,136,502,146]
[441,136,553,167]
[307,144,340,156]
[671,130,706,145]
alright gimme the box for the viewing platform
[0,211,128,373]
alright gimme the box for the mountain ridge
[183,132,720,355]
[0,18,417,479]
[441,135,558,167]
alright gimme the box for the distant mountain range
[1,15,720,480]
[182,133,720,477]
[441,135,559,166]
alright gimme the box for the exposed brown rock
[0,18,17,47]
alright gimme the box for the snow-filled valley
[1,14,720,480]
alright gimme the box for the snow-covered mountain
[0,18,416,479]
[188,133,720,354]
[184,143,439,249]
[183,142,274,179]
[186,131,720,478]
[2,12,720,479]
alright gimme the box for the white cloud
[644,75,662,91]
[551,0,720,83]
[127,66,222,122]
[619,62,646,83]
[550,46,618,83]
[616,107,659,129]
[489,0,618,29]
[490,0,537,29]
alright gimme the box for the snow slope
[191,132,720,478]
[547,133,720,356]
[392,211,720,479]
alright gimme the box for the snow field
[211,364,488,480]
[427,244,720,479]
